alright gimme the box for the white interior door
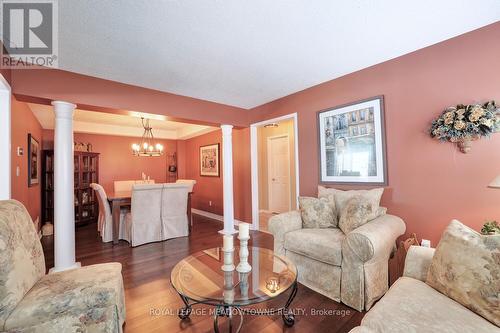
[267,135,290,213]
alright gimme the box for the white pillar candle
[223,234,233,251]
[50,101,80,273]
[239,222,250,239]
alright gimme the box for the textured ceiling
[57,1,500,108]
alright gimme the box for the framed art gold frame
[200,143,220,177]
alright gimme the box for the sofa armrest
[268,210,303,256]
[343,214,406,263]
[403,245,435,281]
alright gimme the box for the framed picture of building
[200,143,220,177]
[28,133,40,187]
[317,96,387,185]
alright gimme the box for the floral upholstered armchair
[0,200,126,333]
[269,187,406,311]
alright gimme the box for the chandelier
[131,118,164,156]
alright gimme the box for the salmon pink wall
[42,131,177,193]
[250,23,500,244]
[11,97,42,224]
[11,68,248,127]
[176,140,187,179]
[183,131,223,215]
[180,128,252,222]
[232,128,252,222]
[1,68,11,85]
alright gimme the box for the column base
[49,262,81,274]
[218,229,238,235]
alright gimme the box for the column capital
[51,101,76,118]
[51,100,77,109]
[220,124,233,133]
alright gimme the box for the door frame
[250,113,299,230]
[0,74,11,200]
[267,134,291,213]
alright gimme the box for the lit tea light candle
[238,222,250,239]
[223,235,233,251]
[266,276,280,293]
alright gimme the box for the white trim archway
[250,113,299,230]
[0,74,11,200]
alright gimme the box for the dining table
[107,190,193,245]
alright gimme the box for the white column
[219,125,237,235]
[0,75,11,200]
[0,74,11,200]
[50,101,80,273]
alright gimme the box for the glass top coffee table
[171,246,298,332]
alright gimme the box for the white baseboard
[191,208,249,228]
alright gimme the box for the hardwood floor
[42,215,365,333]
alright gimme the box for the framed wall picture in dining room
[200,143,220,177]
[27,133,40,187]
[317,96,387,185]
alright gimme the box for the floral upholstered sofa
[350,244,499,332]
[269,187,406,311]
[0,200,126,333]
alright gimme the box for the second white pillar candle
[238,222,250,239]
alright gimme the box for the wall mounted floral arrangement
[430,101,499,153]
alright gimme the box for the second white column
[220,124,237,235]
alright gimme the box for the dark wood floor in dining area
[42,215,364,333]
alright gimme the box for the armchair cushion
[4,263,125,332]
[338,196,374,234]
[426,220,500,327]
[284,228,345,266]
[298,196,337,228]
[0,200,45,328]
[318,186,384,221]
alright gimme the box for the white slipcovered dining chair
[125,183,190,247]
[175,179,196,230]
[114,179,155,192]
[127,184,164,247]
[90,183,131,243]
[161,183,191,239]
[175,179,196,192]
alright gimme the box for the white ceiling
[58,1,500,109]
[28,103,217,140]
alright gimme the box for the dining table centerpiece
[430,101,498,153]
